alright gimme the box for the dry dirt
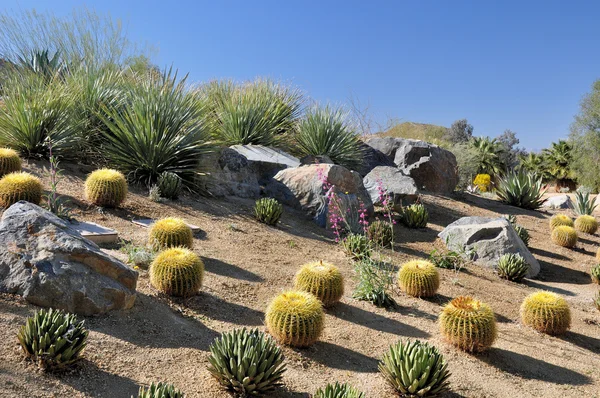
[1,160,599,398]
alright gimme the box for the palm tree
[542,140,575,190]
[470,136,506,176]
[518,152,548,179]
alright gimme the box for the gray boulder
[363,166,418,211]
[542,194,573,209]
[365,137,458,194]
[0,202,138,315]
[355,142,396,176]
[438,216,540,277]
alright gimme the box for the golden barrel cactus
[294,260,344,307]
[574,215,598,235]
[0,148,22,177]
[520,291,571,335]
[439,296,496,353]
[149,247,204,297]
[398,260,440,298]
[549,214,573,230]
[0,171,42,208]
[551,225,578,248]
[265,290,324,347]
[85,168,128,207]
[149,217,194,250]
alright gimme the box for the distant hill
[373,122,449,144]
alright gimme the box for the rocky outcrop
[542,194,573,209]
[364,137,458,194]
[363,166,418,211]
[438,216,540,278]
[0,202,138,315]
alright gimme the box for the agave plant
[16,49,67,81]
[496,170,546,210]
[573,190,598,216]
[207,328,286,396]
[497,253,529,282]
[314,382,365,398]
[294,105,364,170]
[254,197,283,226]
[97,69,213,187]
[136,382,184,398]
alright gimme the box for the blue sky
[8,0,600,150]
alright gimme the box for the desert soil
[0,160,599,398]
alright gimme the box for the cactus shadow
[560,330,600,353]
[202,256,264,282]
[302,341,379,372]
[480,348,591,385]
[57,359,139,398]
[185,292,265,326]
[536,259,590,285]
[529,247,570,261]
[523,280,576,297]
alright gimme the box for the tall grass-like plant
[98,69,213,187]
[295,105,364,170]
[573,190,597,216]
[496,170,546,210]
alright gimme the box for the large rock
[355,142,396,176]
[365,137,458,194]
[438,216,540,278]
[266,164,373,227]
[363,166,418,210]
[198,145,300,198]
[542,194,573,209]
[0,202,138,315]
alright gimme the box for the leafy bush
[449,142,480,190]
[429,249,466,271]
[573,190,598,216]
[495,170,545,210]
[294,105,364,170]
[314,382,365,398]
[17,308,88,370]
[121,243,155,269]
[497,253,529,282]
[207,328,286,396]
[137,382,184,398]
[379,340,451,397]
[254,197,283,226]
[353,257,396,308]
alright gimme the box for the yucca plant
[17,308,88,370]
[573,190,598,216]
[379,340,451,397]
[207,328,286,396]
[294,105,364,170]
[97,69,213,188]
[314,382,365,398]
[495,170,546,210]
[136,382,184,398]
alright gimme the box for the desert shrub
[340,233,372,261]
[573,190,598,216]
[0,147,22,176]
[0,171,42,207]
[473,173,492,192]
[590,263,600,284]
[17,308,88,370]
[158,171,182,200]
[121,243,155,269]
[254,197,283,226]
[314,382,365,398]
[496,170,545,210]
[366,220,394,248]
[84,168,128,207]
[137,382,184,398]
[294,105,364,170]
[294,260,344,307]
[549,214,574,230]
[439,296,496,353]
[497,253,529,282]
[449,142,480,190]
[149,247,204,297]
[207,328,286,396]
[520,291,571,335]
[397,260,440,298]
[98,70,213,188]
[551,225,578,248]
[574,215,598,235]
[379,340,451,397]
[353,257,396,308]
[265,290,323,347]
[149,217,194,251]
[429,249,467,271]
[399,203,428,228]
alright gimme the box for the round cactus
[149,247,204,297]
[591,264,600,284]
[0,147,21,177]
[520,291,571,335]
[549,214,574,230]
[574,215,598,235]
[149,217,194,250]
[314,382,365,398]
[85,168,128,207]
[0,171,42,208]
[294,260,344,307]
[367,220,394,248]
[265,290,324,347]
[551,225,578,248]
[497,253,529,282]
[439,296,497,353]
[158,171,183,200]
[398,260,440,298]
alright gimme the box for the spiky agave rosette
[0,171,42,207]
[398,260,440,298]
[591,263,600,284]
[314,382,365,398]
[367,219,394,248]
[84,168,128,207]
[136,382,184,398]
[294,260,344,307]
[149,217,194,250]
[254,197,283,226]
[400,203,428,228]
[439,296,496,353]
[497,253,529,282]
[158,171,182,200]
[265,290,324,347]
[149,247,204,297]
[0,147,22,176]
[207,328,286,396]
[520,291,571,335]
[551,225,578,248]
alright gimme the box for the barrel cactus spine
[294,260,344,307]
[549,214,573,230]
[520,291,571,335]
[149,247,204,297]
[149,217,194,250]
[439,296,496,353]
[0,171,42,208]
[551,225,578,248]
[84,168,128,207]
[574,215,598,235]
[398,260,440,298]
[0,147,22,177]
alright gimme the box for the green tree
[518,152,548,179]
[542,140,575,188]
[470,136,506,176]
[444,119,473,143]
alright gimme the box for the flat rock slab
[133,219,202,233]
[229,145,300,168]
[70,221,118,244]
